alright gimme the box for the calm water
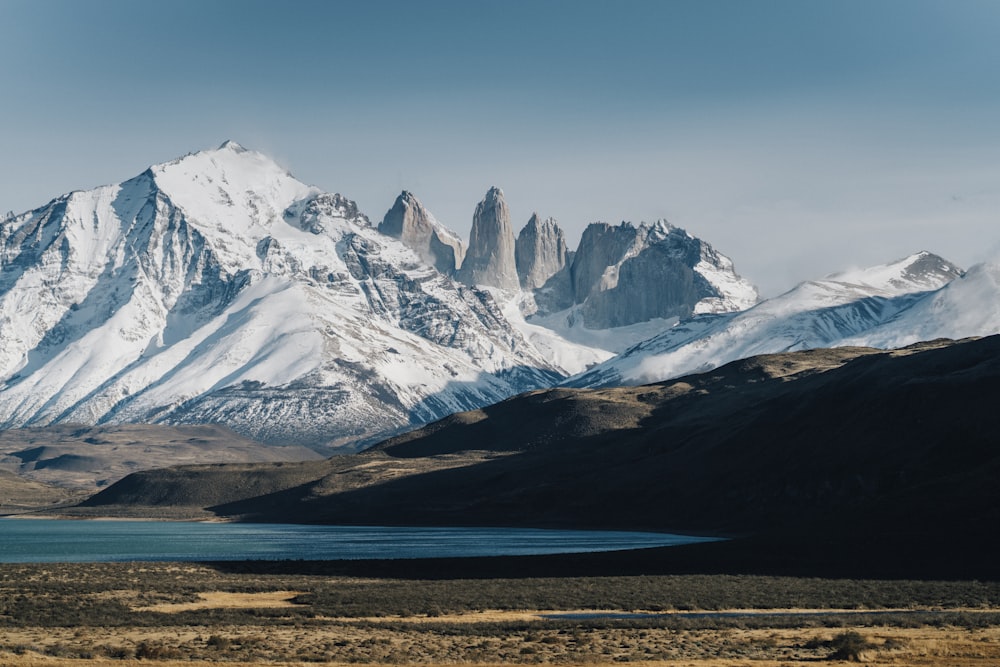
[0,519,718,563]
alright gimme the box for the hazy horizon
[2,0,998,297]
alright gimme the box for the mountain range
[0,142,757,454]
[3,141,998,577]
[569,250,968,387]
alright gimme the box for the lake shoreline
[0,518,716,565]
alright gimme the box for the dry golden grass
[2,617,999,665]
[129,590,305,613]
[3,562,1000,664]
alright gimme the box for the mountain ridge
[5,140,982,469]
[568,250,966,387]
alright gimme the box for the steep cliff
[456,187,520,290]
[515,214,569,290]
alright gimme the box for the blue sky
[1,0,998,295]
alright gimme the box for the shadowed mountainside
[78,336,1000,577]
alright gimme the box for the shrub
[135,641,180,660]
[827,631,874,661]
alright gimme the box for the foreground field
[1,562,999,665]
[2,625,1000,666]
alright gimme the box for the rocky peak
[533,220,758,329]
[570,222,641,304]
[297,193,370,234]
[890,251,964,290]
[456,187,519,290]
[217,139,248,152]
[378,191,466,274]
[515,213,568,289]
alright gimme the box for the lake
[0,519,718,563]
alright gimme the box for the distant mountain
[0,142,561,450]
[568,251,965,387]
[502,219,758,374]
[78,335,1000,578]
[840,256,1000,348]
[529,219,759,326]
[25,141,973,464]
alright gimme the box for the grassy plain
[2,561,1000,665]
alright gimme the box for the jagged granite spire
[456,187,519,289]
[378,191,466,274]
[515,213,568,289]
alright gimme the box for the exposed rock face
[570,222,641,306]
[456,187,519,290]
[378,191,466,274]
[552,220,757,329]
[515,214,568,289]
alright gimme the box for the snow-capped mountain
[840,256,1000,348]
[506,218,759,374]
[380,184,761,376]
[525,219,758,326]
[568,251,966,388]
[0,141,561,450]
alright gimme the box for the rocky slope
[0,142,561,451]
[569,251,965,387]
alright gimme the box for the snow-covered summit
[147,141,324,269]
[841,256,1000,349]
[824,250,962,293]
